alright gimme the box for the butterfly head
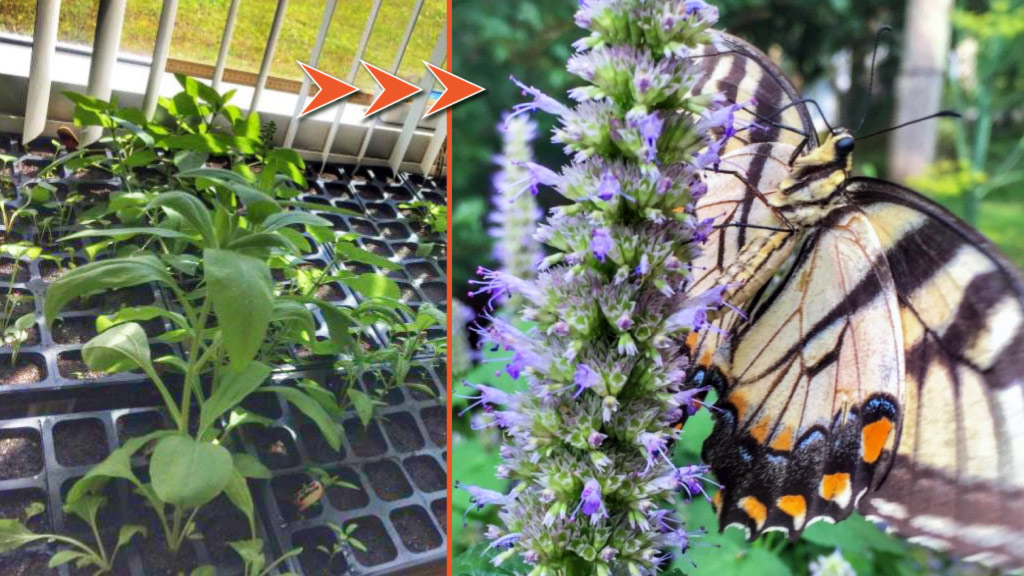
[775,130,854,223]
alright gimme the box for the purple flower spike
[597,170,621,201]
[457,481,515,525]
[639,431,670,471]
[591,228,614,262]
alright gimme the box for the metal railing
[16,0,446,176]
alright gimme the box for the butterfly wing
[847,178,1024,568]
[692,31,818,151]
[704,206,905,539]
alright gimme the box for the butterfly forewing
[691,31,817,152]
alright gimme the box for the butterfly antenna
[857,110,962,141]
[854,25,893,134]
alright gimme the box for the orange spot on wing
[699,348,714,367]
[739,496,767,529]
[769,427,793,451]
[685,331,699,354]
[819,473,850,502]
[861,418,893,464]
[750,417,772,445]
[728,392,747,421]
[776,495,806,518]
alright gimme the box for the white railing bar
[212,0,242,91]
[419,110,446,176]
[316,0,385,169]
[142,0,179,120]
[354,0,425,166]
[84,0,127,145]
[250,0,289,113]
[281,0,340,149]
[387,27,446,174]
[23,0,62,143]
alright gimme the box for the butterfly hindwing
[704,206,904,539]
[847,178,1024,568]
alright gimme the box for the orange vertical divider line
[445,0,454,572]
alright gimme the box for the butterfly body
[687,30,1024,569]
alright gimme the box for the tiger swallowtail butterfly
[683,30,1024,570]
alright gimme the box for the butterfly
[682,30,1024,569]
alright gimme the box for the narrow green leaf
[58,227,192,242]
[149,191,218,248]
[44,255,173,325]
[223,469,255,532]
[334,241,401,270]
[232,452,272,480]
[263,387,341,451]
[347,388,377,427]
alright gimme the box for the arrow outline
[360,60,423,118]
[296,60,359,117]
[422,61,486,118]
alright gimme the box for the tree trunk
[887,0,954,184]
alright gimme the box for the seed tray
[241,362,447,576]
[0,408,284,575]
[0,247,178,415]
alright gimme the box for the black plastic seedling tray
[0,408,285,575]
[241,362,447,576]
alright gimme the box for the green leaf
[232,452,272,479]
[199,361,272,435]
[49,549,93,569]
[67,429,175,504]
[204,249,274,370]
[97,305,187,333]
[190,567,217,576]
[346,273,400,300]
[150,435,234,509]
[225,182,281,223]
[347,388,378,427]
[58,226,192,242]
[229,539,266,574]
[149,191,218,248]
[81,321,154,376]
[334,240,401,270]
[115,524,147,551]
[223,469,255,532]
[263,387,341,451]
[0,519,45,554]
[261,211,332,232]
[44,255,173,325]
[297,378,344,420]
[309,300,358,355]
[159,133,254,155]
[222,409,275,436]
[123,148,158,167]
[173,150,209,172]
[239,110,261,140]
[272,301,317,338]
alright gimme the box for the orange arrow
[361,61,423,118]
[297,61,358,117]
[423,62,486,117]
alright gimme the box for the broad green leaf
[82,322,153,375]
[229,539,266,574]
[239,110,261,140]
[272,300,316,338]
[66,430,176,505]
[175,167,251,185]
[199,361,272,434]
[347,389,378,427]
[297,378,344,420]
[123,148,158,167]
[346,273,400,300]
[63,493,105,526]
[204,249,274,369]
[232,452,272,479]
[263,387,341,451]
[150,435,234,509]
[149,191,218,248]
[173,150,209,172]
[333,240,401,270]
[44,255,173,324]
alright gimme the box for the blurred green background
[451,0,1024,574]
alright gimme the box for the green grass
[0,0,445,92]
